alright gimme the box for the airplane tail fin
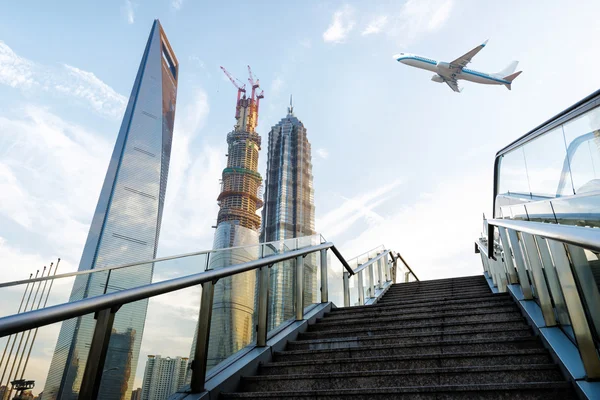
[497,61,519,76]
[503,71,522,90]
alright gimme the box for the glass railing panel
[551,194,600,228]
[525,201,557,223]
[510,204,529,221]
[135,285,199,396]
[326,252,345,308]
[565,244,600,344]
[349,274,359,306]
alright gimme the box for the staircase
[221,275,575,399]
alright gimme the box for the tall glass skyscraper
[42,20,178,400]
[189,68,265,371]
[261,100,316,329]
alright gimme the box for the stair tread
[276,336,541,356]
[290,326,532,346]
[245,364,559,381]
[261,348,551,368]
[222,382,573,398]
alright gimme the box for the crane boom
[220,66,246,92]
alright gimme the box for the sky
[2,0,600,394]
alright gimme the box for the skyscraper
[189,66,265,371]
[140,355,187,400]
[261,99,316,328]
[43,20,178,400]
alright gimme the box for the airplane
[393,40,522,93]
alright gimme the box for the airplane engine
[431,74,444,83]
[436,61,452,73]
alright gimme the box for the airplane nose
[393,54,404,62]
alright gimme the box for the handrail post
[392,259,397,284]
[295,255,304,321]
[547,240,600,379]
[79,307,117,400]
[384,253,390,282]
[498,227,519,284]
[377,257,384,289]
[357,271,365,305]
[190,280,215,393]
[343,272,350,307]
[320,249,328,303]
[256,244,269,347]
[368,263,375,299]
[506,229,533,299]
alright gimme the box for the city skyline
[141,355,187,400]
[3,0,600,395]
[41,20,178,399]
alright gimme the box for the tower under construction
[189,66,264,371]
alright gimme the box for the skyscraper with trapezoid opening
[43,19,178,400]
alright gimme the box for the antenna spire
[288,94,294,115]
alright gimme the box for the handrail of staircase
[395,252,419,281]
[0,240,367,399]
[0,234,338,289]
[353,249,391,274]
[480,217,600,380]
[486,218,600,257]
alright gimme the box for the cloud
[323,5,356,43]
[340,172,490,281]
[389,0,454,42]
[316,148,329,159]
[172,0,184,10]
[0,106,111,259]
[316,179,402,238]
[362,15,389,36]
[123,0,135,24]
[0,41,127,119]
[270,77,284,97]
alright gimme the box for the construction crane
[247,65,260,99]
[220,66,246,102]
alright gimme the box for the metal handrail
[353,250,390,274]
[0,242,332,338]
[395,252,419,281]
[0,234,327,289]
[487,219,600,253]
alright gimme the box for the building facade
[189,68,265,371]
[141,356,187,400]
[130,388,142,400]
[261,101,316,329]
[42,19,178,400]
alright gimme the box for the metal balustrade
[476,218,600,379]
[0,236,416,399]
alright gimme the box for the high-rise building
[189,67,265,371]
[261,99,317,328]
[130,388,142,400]
[140,356,187,400]
[42,19,178,400]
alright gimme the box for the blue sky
[2,0,600,393]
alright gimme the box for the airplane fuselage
[396,54,511,86]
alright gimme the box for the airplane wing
[444,78,461,93]
[450,39,488,69]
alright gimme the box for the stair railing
[0,236,417,399]
[476,218,600,380]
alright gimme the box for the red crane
[220,66,246,101]
[247,65,260,99]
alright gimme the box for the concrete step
[301,317,529,340]
[240,365,563,392]
[222,382,575,399]
[274,337,543,362]
[287,326,533,350]
[259,349,553,375]
[322,299,516,322]
[330,293,510,314]
[388,275,486,287]
[377,291,499,305]
[380,288,493,301]
[385,281,490,293]
[311,306,520,331]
